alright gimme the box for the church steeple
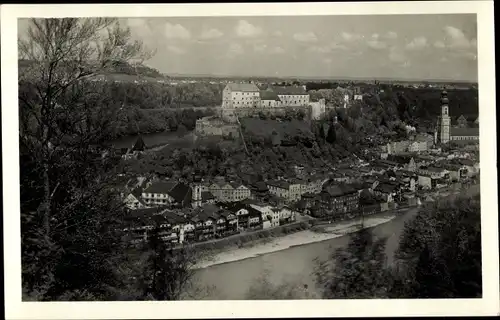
[435,90,451,144]
[441,90,449,116]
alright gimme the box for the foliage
[19,18,201,301]
[245,271,319,300]
[388,194,482,298]
[313,227,389,298]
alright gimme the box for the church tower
[435,90,450,144]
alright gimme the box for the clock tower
[435,90,451,144]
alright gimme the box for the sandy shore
[195,213,397,269]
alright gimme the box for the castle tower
[435,90,450,145]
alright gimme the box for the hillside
[18,59,166,82]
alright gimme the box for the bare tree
[18,18,154,300]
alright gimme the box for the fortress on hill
[195,82,327,138]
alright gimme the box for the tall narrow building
[434,90,451,145]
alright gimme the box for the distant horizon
[160,70,478,84]
[18,14,479,82]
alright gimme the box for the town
[15,14,486,304]
[117,87,480,246]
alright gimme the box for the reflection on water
[192,208,419,300]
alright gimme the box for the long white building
[221,83,311,109]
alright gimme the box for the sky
[19,14,478,81]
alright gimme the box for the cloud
[126,18,153,39]
[443,26,476,49]
[253,43,268,53]
[341,32,362,42]
[384,31,398,39]
[308,45,331,54]
[200,28,223,40]
[167,45,185,54]
[406,36,428,50]
[269,46,285,54]
[434,41,445,49]
[324,58,333,64]
[293,32,318,42]
[273,31,283,37]
[235,20,263,38]
[227,43,244,57]
[389,46,406,63]
[367,39,387,50]
[372,33,379,39]
[330,42,348,50]
[164,22,191,40]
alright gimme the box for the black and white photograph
[2,2,498,319]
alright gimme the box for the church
[434,90,479,145]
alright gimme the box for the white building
[270,86,310,107]
[222,83,261,109]
[249,204,279,228]
[142,181,177,206]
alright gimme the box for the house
[221,202,262,230]
[201,191,216,204]
[222,83,261,109]
[387,155,417,171]
[440,163,466,182]
[141,181,177,206]
[408,140,428,153]
[167,183,193,208]
[418,166,449,180]
[373,182,401,203]
[250,203,279,228]
[417,174,433,190]
[453,158,480,177]
[259,90,282,108]
[269,85,310,107]
[393,170,418,192]
[249,181,269,201]
[306,175,329,194]
[209,181,252,202]
[275,206,297,224]
[123,188,148,210]
[267,180,290,200]
[314,184,359,218]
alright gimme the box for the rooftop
[450,127,479,137]
[226,83,260,92]
[271,85,308,95]
[260,90,281,101]
[143,181,177,194]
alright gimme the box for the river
[191,207,420,300]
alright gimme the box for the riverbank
[194,211,398,269]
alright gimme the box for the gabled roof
[126,206,169,220]
[324,184,357,197]
[143,181,177,194]
[226,83,260,92]
[168,183,192,204]
[374,183,398,194]
[260,90,281,101]
[201,191,215,201]
[450,127,479,137]
[271,85,308,95]
[267,180,291,189]
[132,136,146,151]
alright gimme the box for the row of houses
[123,201,298,244]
